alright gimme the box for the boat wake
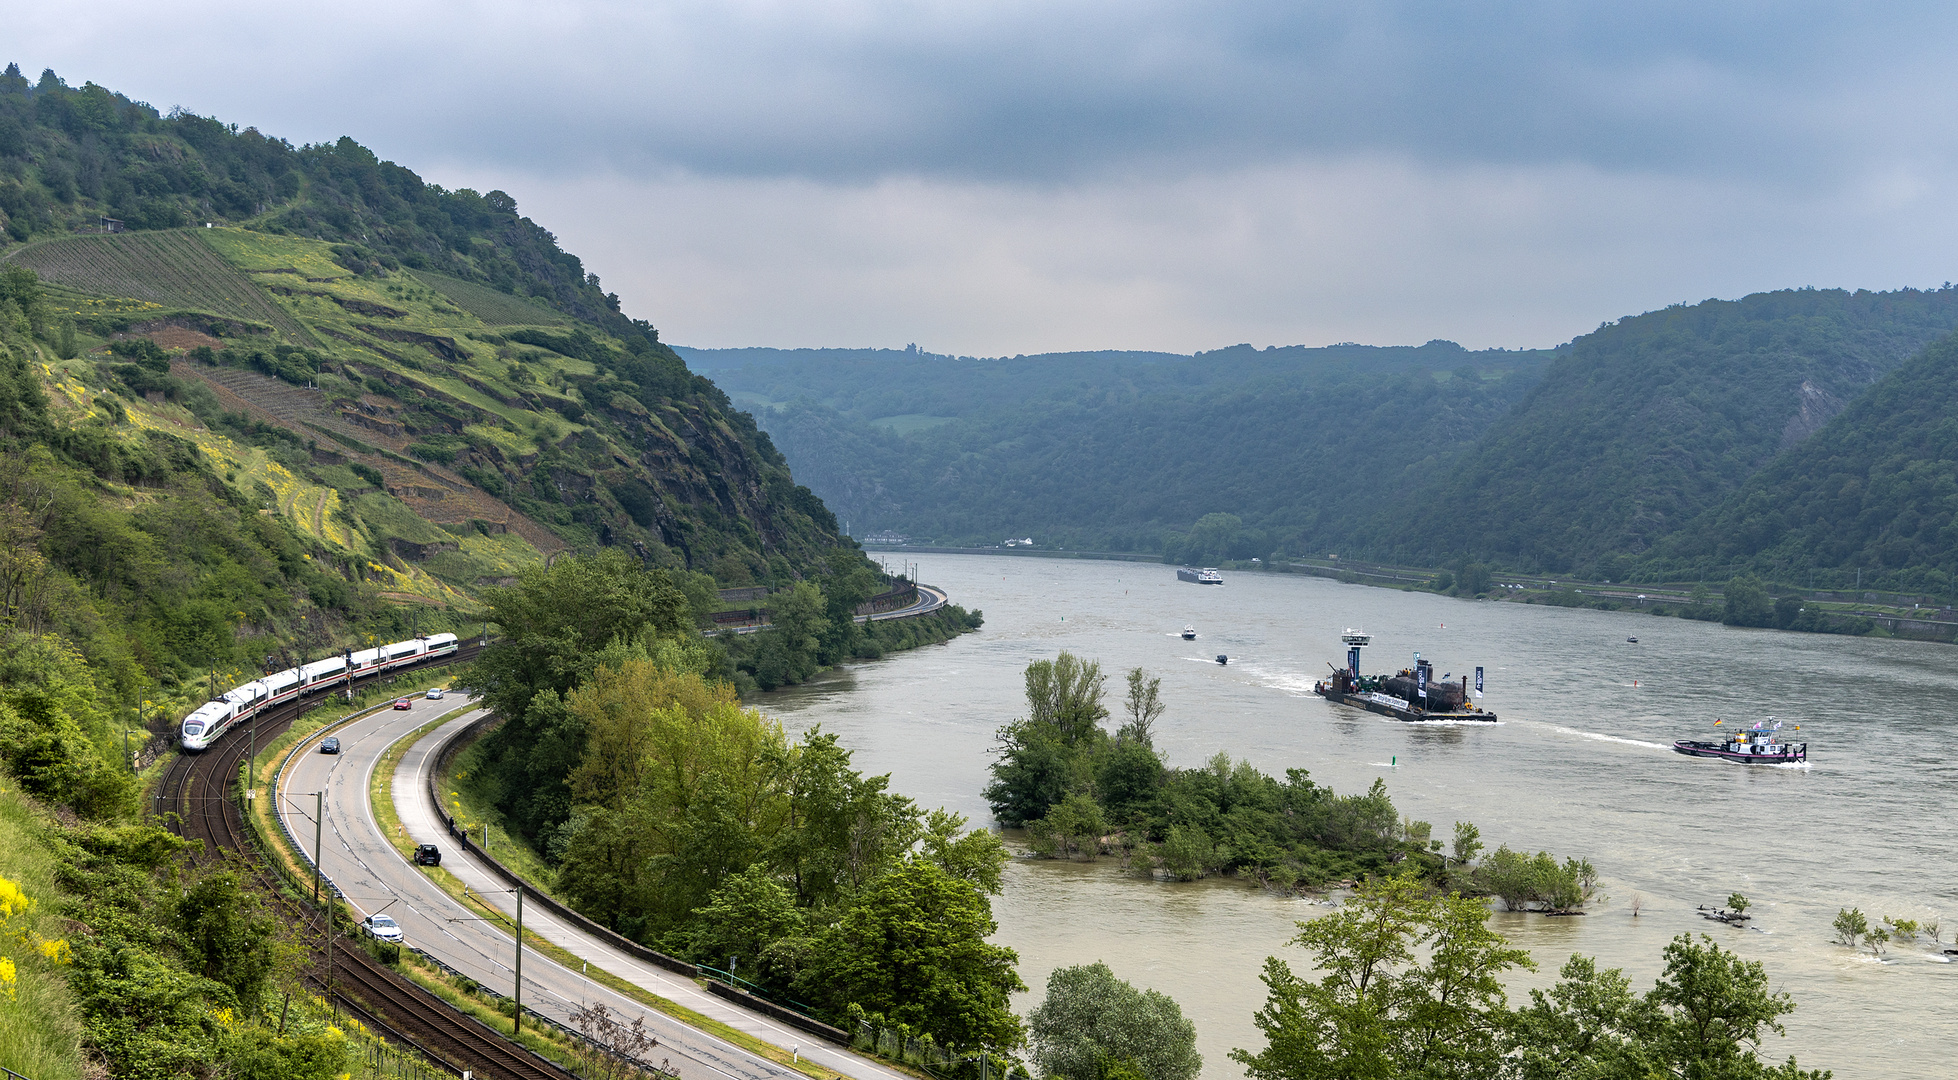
[1548,725,1668,751]
[1226,660,1322,697]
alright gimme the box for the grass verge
[382,723,867,1080]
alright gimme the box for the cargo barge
[1177,567,1224,584]
[1311,629,1497,722]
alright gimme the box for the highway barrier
[426,715,854,1047]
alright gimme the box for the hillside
[1368,287,1958,578]
[680,341,1555,553]
[1648,329,1958,594]
[0,68,893,728]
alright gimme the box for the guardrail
[424,716,854,1046]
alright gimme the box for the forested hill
[0,64,634,334]
[1365,287,1958,577]
[0,65,890,730]
[1646,328,1958,593]
[0,64,848,577]
[678,341,1556,555]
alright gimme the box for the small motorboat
[1673,717,1806,764]
[1215,654,1228,665]
[1182,625,1197,640]
[1627,636,1638,643]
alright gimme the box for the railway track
[156,647,576,1080]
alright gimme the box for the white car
[362,913,404,943]
[426,687,445,700]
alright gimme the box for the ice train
[179,632,459,752]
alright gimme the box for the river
[759,555,1955,1078]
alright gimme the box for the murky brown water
[760,555,1957,1078]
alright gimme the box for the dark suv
[412,844,441,866]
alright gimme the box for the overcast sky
[15,1,1958,353]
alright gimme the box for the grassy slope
[0,787,83,1080]
[17,225,843,596]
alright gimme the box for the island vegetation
[985,652,1598,910]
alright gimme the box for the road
[860,582,947,622]
[277,694,912,1080]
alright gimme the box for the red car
[392,697,413,710]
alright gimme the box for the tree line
[461,551,1019,1051]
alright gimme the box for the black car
[413,844,441,866]
[319,736,341,754]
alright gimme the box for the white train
[180,632,460,752]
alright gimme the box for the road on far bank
[275,695,914,1080]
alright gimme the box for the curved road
[277,695,910,1080]
[859,583,947,623]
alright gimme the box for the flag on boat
[1713,719,1723,725]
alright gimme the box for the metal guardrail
[408,946,677,1077]
[424,717,856,1046]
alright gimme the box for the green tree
[1831,908,1866,947]
[1722,575,1773,627]
[464,548,693,723]
[176,871,281,1010]
[1028,962,1201,1080]
[754,579,829,688]
[1032,793,1106,861]
[1119,668,1164,746]
[463,550,695,840]
[800,859,1026,1051]
[1232,873,1533,1080]
[916,809,1009,895]
[682,865,806,990]
[1158,824,1216,882]
[1451,821,1483,867]
[1026,652,1109,745]
[1514,935,1829,1079]
[984,653,1110,826]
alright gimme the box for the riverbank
[868,545,1958,643]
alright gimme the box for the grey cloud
[22,1,1958,185]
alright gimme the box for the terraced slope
[7,230,312,339]
[411,270,572,326]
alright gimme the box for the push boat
[1673,718,1806,764]
[1311,629,1497,722]
[1177,567,1224,584]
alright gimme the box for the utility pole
[513,885,524,1035]
[314,792,324,903]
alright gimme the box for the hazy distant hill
[678,341,1555,553]
[1372,287,1958,578]
[689,287,1958,587]
[1648,327,1958,593]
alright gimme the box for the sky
[12,1,1958,354]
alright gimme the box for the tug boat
[1673,718,1806,764]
